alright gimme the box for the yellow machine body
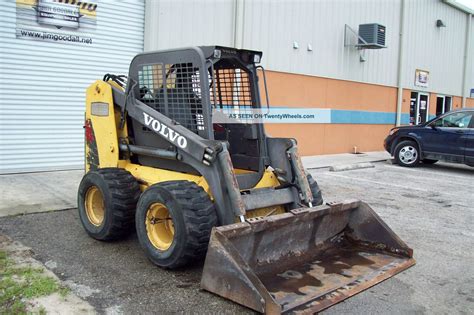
[84,81,284,218]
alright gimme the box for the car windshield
[430,111,473,128]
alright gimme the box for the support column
[461,14,472,108]
[395,0,406,126]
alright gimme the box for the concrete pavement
[0,170,83,217]
[1,162,472,313]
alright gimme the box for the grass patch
[0,250,69,314]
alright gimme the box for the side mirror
[430,124,437,130]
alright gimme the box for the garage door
[0,0,144,174]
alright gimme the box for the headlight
[389,128,399,136]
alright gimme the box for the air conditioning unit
[358,23,386,49]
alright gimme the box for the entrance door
[436,96,452,116]
[417,93,429,124]
[410,92,430,125]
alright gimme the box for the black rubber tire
[306,173,323,206]
[135,180,217,269]
[394,140,420,167]
[422,159,438,164]
[77,168,141,241]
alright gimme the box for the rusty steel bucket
[201,200,415,314]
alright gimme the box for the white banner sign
[16,0,97,45]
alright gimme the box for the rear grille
[210,67,255,123]
[211,68,253,108]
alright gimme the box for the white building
[0,0,473,173]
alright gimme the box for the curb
[386,158,397,165]
[329,162,375,172]
[305,157,389,170]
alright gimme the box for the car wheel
[422,159,438,164]
[394,140,420,167]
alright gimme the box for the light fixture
[436,19,446,27]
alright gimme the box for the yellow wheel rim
[84,186,105,226]
[145,203,175,251]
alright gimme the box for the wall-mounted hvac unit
[358,23,386,49]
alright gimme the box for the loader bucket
[201,200,415,314]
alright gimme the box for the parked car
[384,109,474,167]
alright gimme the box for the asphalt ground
[1,161,473,314]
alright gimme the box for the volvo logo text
[143,113,188,149]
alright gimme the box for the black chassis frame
[111,46,313,225]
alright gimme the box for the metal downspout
[143,0,158,51]
[396,0,406,126]
[233,0,245,49]
[461,14,472,108]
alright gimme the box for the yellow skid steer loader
[78,46,415,313]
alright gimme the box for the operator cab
[128,46,267,183]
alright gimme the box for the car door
[465,114,474,166]
[422,111,474,162]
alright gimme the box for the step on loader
[78,46,415,314]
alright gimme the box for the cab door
[423,111,474,162]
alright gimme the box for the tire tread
[147,180,216,268]
[94,168,140,240]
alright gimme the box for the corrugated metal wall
[402,0,468,96]
[241,0,401,87]
[144,0,472,96]
[144,0,234,51]
[0,0,145,174]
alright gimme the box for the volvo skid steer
[78,46,415,314]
